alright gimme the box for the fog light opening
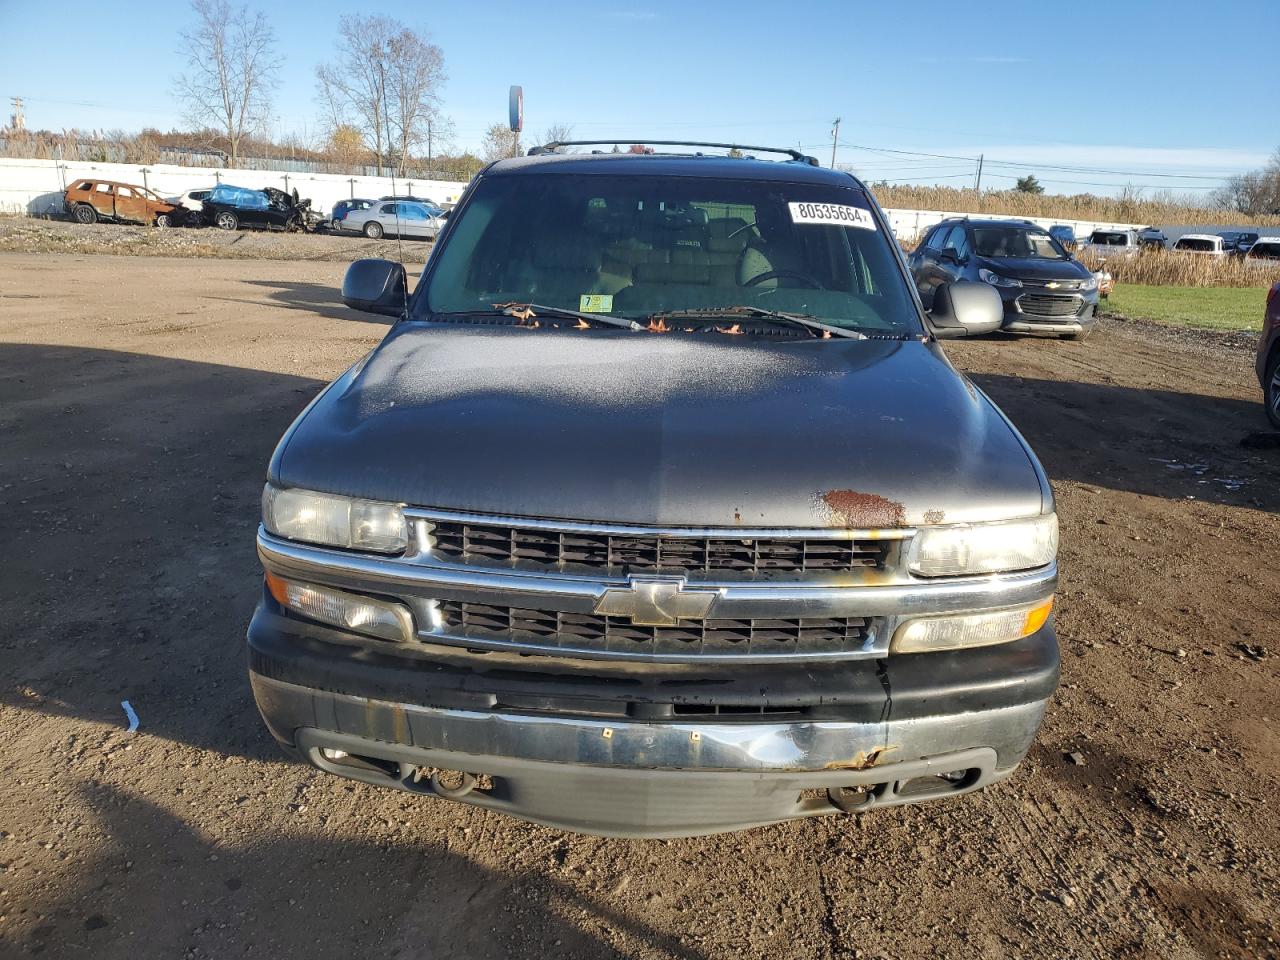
[411,766,494,799]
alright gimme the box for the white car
[1245,237,1280,262]
[341,200,446,240]
[166,188,215,213]
[1172,234,1227,256]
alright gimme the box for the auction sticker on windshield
[579,294,614,313]
[788,202,876,230]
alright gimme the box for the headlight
[266,572,413,642]
[262,484,408,553]
[1079,276,1098,292]
[908,515,1057,577]
[978,268,1021,288]
[891,598,1053,654]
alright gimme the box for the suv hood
[272,325,1048,528]
[976,256,1091,282]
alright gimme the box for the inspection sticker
[787,202,876,230]
[579,294,614,312]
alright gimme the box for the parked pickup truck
[248,141,1060,837]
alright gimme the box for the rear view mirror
[929,281,1002,339]
[342,258,408,317]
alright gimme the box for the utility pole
[974,154,984,192]
[426,118,433,181]
[9,96,25,132]
[830,117,841,169]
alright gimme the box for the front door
[89,183,116,219]
[113,185,148,223]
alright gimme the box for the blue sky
[2,0,1276,194]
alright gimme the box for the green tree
[1015,175,1044,194]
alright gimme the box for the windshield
[1248,242,1280,259]
[1175,238,1216,252]
[420,173,920,333]
[1090,232,1130,246]
[972,226,1067,260]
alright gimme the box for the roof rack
[526,140,821,167]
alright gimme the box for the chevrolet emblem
[1044,281,1061,289]
[593,576,719,626]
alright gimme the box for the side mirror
[342,258,408,317]
[929,281,1003,339]
[938,248,959,264]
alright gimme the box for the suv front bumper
[248,602,1058,837]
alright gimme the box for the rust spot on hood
[923,509,945,524]
[819,489,906,528]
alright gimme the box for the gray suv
[909,218,1099,340]
[248,141,1060,837]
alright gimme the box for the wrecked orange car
[64,179,185,228]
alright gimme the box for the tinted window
[1090,232,1129,246]
[942,225,971,259]
[1174,238,1216,252]
[423,173,920,333]
[973,225,1065,259]
[924,226,948,250]
[1248,242,1280,260]
[380,203,398,215]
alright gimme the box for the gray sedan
[342,200,445,240]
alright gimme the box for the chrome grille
[428,520,890,575]
[434,599,873,659]
[1017,293,1082,318]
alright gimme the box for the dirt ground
[0,251,1277,960]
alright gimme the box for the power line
[835,139,1237,181]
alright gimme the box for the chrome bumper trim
[251,673,1048,773]
[1004,320,1087,334]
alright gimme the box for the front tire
[1265,351,1280,429]
[215,211,238,231]
[155,213,172,228]
[364,221,384,239]
[72,204,97,225]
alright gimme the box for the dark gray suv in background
[909,217,1099,340]
[248,142,1060,837]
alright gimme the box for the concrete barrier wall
[0,157,471,218]
[0,156,1153,240]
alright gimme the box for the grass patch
[1103,284,1271,331]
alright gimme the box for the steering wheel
[743,269,824,290]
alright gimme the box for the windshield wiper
[647,306,867,340]
[491,302,644,331]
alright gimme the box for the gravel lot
[0,250,1277,960]
[0,215,436,262]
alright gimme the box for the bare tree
[316,15,446,177]
[175,0,278,168]
[540,123,575,150]
[481,123,521,162]
[1212,149,1280,215]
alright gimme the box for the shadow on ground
[210,279,394,324]
[970,372,1280,513]
[10,781,706,960]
